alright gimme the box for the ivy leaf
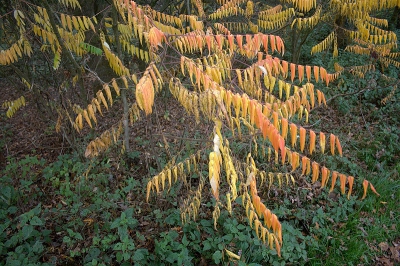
[30,216,43,226]
[212,250,222,264]
[21,224,34,240]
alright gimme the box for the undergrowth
[1,87,399,265]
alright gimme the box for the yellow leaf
[83,110,92,128]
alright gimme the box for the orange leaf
[241,95,249,118]
[281,60,288,78]
[256,105,263,129]
[291,152,298,171]
[246,34,252,46]
[262,119,269,139]
[330,171,338,192]
[301,155,308,175]
[298,65,304,82]
[281,118,288,140]
[369,183,380,196]
[249,100,256,125]
[336,137,343,156]
[276,36,283,54]
[216,34,224,49]
[306,65,312,81]
[271,129,279,152]
[290,123,297,147]
[320,132,326,154]
[262,34,269,54]
[275,237,281,257]
[325,72,330,86]
[317,90,322,105]
[253,195,261,215]
[362,180,369,199]
[339,174,346,194]
[347,176,354,199]
[309,130,316,155]
[290,63,296,82]
[313,66,319,82]
[236,34,243,50]
[271,213,278,233]
[299,127,306,152]
[311,162,319,183]
[321,166,329,188]
[227,34,234,52]
[269,35,276,53]
[330,134,336,155]
[272,111,279,129]
[279,136,286,164]
[263,209,272,228]
[205,35,211,53]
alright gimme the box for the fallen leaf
[389,246,399,262]
[379,242,389,252]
